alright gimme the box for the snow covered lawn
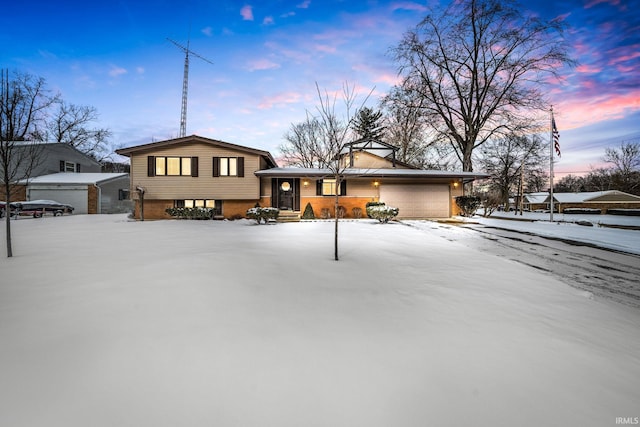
[2,215,639,426]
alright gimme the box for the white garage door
[29,188,88,214]
[380,184,450,218]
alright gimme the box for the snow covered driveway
[2,215,639,427]
[406,219,640,309]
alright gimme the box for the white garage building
[22,173,131,214]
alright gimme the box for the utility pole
[167,38,214,138]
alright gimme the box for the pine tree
[302,202,315,219]
[351,107,385,140]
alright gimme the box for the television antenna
[167,37,214,137]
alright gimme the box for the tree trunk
[334,183,339,261]
[4,190,12,258]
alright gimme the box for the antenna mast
[167,38,214,138]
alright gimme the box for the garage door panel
[29,189,87,214]
[380,184,450,218]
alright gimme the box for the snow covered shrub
[320,208,331,219]
[302,202,315,219]
[336,205,346,218]
[246,207,280,224]
[366,205,399,223]
[352,207,362,218]
[365,201,385,218]
[165,207,214,220]
[455,196,481,217]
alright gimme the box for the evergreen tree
[351,107,386,140]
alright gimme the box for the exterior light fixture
[373,181,380,187]
[303,180,309,187]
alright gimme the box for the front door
[278,179,294,210]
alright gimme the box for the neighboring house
[11,142,102,177]
[522,192,550,211]
[117,135,488,220]
[2,142,107,203]
[20,173,131,214]
[543,191,640,213]
[115,135,278,219]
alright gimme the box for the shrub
[246,207,280,224]
[366,205,399,223]
[336,205,346,218]
[352,207,362,219]
[365,201,385,218]
[455,195,481,217]
[320,208,331,219]
[302,202,315,219]
[165,207,214,220]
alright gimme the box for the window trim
[213,156,245,177]
[148,156,198,177]
[316,178,347,196]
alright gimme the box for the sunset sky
[2,0,638,177]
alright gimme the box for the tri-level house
[117,135,488,220]
[116,135,277,219]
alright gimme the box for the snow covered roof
[255,167,489,181]
[523,192,549,204]
[20,173,129,185]
[544,191,640,203]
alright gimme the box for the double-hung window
[317,178,347,196]
[213,157,244,177]
[148,156,198,177]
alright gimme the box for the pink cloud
[109,65,127,77]
[576,64,602,73]
[240,5,254,21]
[585,0,624,9]
[553,91,640,130]
[263,16,274,25]
[314,44,337,54]
[258,92,302,109]
[389,2,428,13]
[246,58,280,71]
[297,0,311,8]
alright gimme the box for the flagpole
[549,107,555,222]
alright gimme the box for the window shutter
[316,180,322,196]
[237,157,244,177]
[76,163,81,173]
[191,157,199,177]
[60,160,65,172]
[212,157,220,177]
[340,179,347,196]
[147,156,155,177]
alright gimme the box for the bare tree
[1,69,58,257]
[392,0,575,172]
[307,82,370,261]
[478,132,546,210]
[603,141,640,194]
[38,101,113,162]
[278,117,331,168]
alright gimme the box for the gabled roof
[543,191,640,204]
[20,173,129,185]
[9,142,102,167]
[116,135,278,168]
[523,192,549,204]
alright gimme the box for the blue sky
[2,0,638,176]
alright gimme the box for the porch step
[277,210,301,222]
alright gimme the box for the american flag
[552,116,561,157]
